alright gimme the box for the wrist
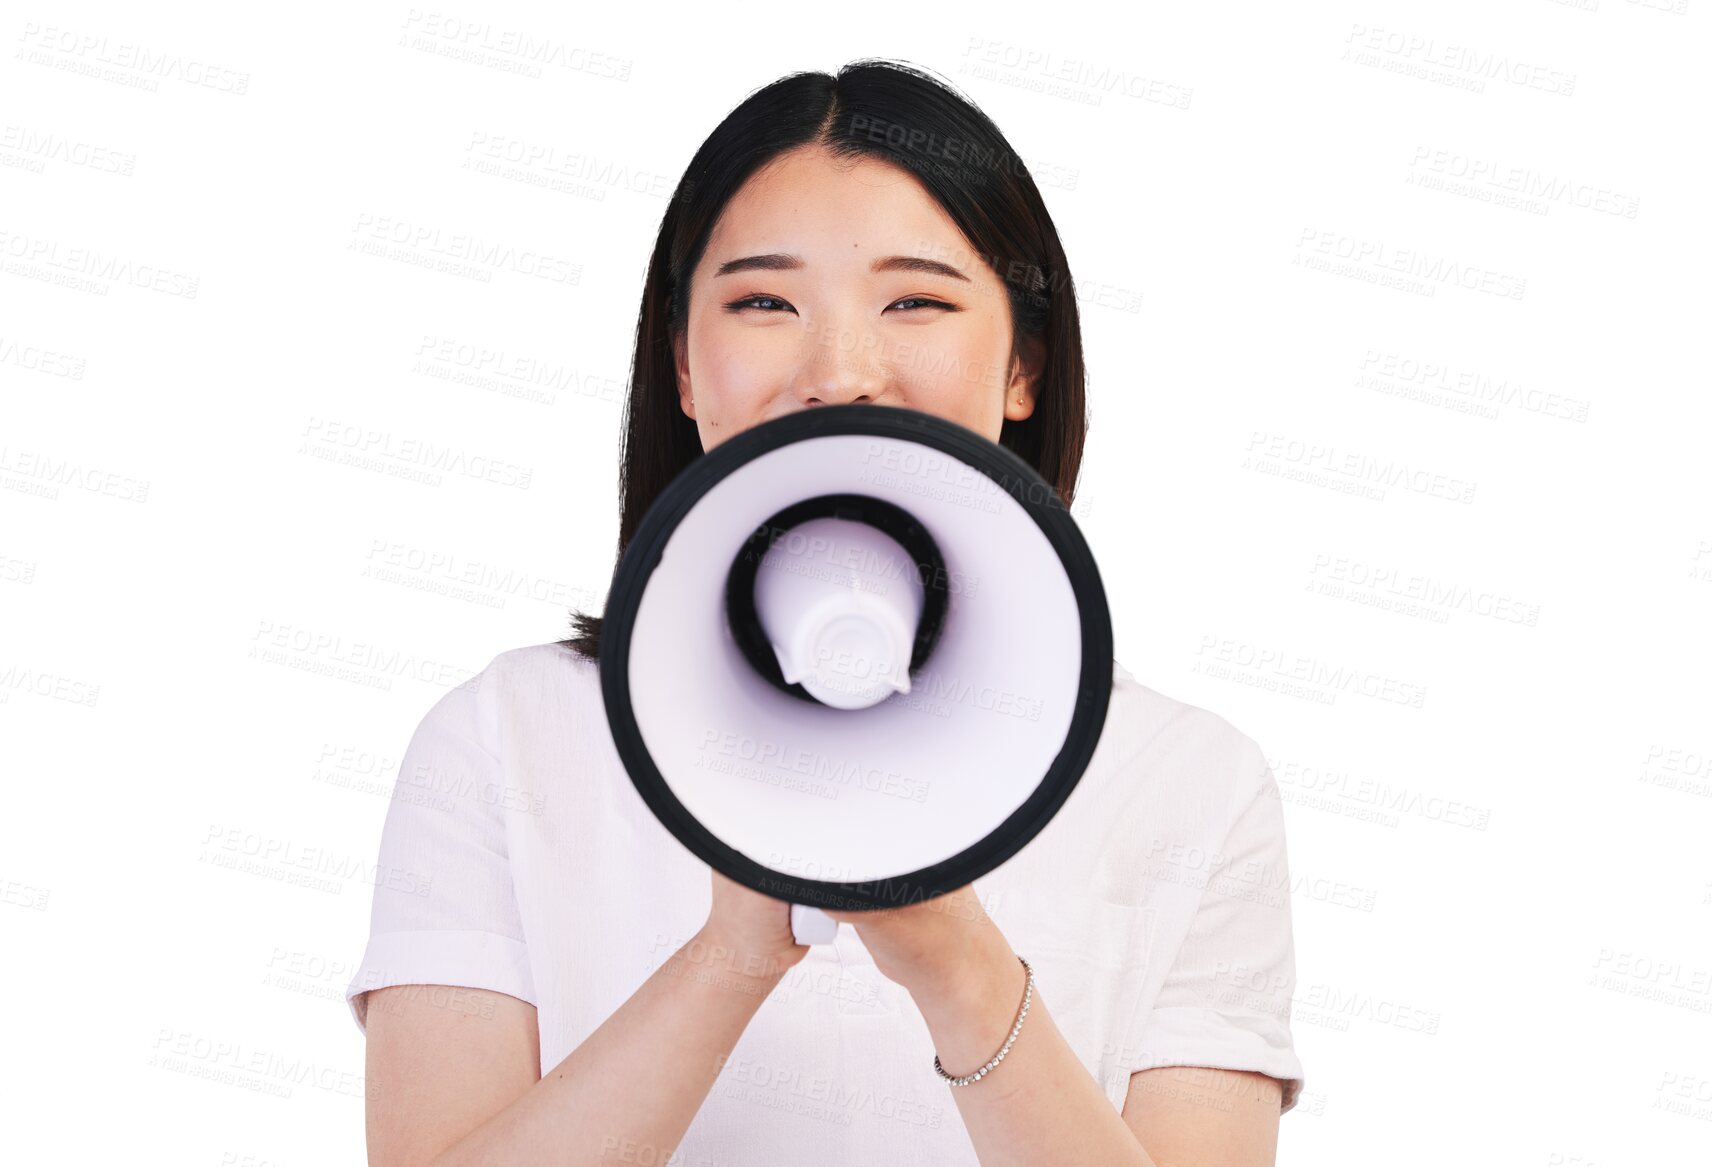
[910,936,1031,1084]
[685,925,799,990]
[906,925,1021,1019]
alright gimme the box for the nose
[792,321,888,407]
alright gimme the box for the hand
[699,868,811,986]
[819,884,1015,1008]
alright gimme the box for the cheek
[695,325,791,409]
[895,328,1009,400]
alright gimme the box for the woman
[346,59,1305,1166]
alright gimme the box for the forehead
[702,146,979,275]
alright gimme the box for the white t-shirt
[345,642,1305,1160]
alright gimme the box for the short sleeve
[1129,738,1306,1113]
[343,659,536,1032]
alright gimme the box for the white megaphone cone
[599,404,1114,949]
[752,515,928,943]
[756,515,924,711]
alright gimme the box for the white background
[3,2,1709,1163]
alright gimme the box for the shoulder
[485,638,592,673]
[1106,657,1273,819]
[430,641,599,743]
[475,639,598,696]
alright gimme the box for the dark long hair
[558,58,1091,660]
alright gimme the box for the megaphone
[599,404,1112,945]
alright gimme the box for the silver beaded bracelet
[932,955,1034,1087]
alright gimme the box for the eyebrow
[713,253,971,282]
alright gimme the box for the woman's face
[674,144,1043,451]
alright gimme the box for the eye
[724,295,794,313]
[722,295,959,314]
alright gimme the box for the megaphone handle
[790,903,839,945]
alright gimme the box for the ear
[673,329,695,420]
[1004,332,1045,423]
